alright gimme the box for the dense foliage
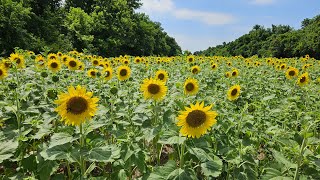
[195,15,320,59]
[0,51,319,179]
[0,0,182,57]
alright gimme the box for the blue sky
[138,0,320,52]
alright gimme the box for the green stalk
[79,123,86,179]
[293,136,306,180]
[180,141,185,168]
[66,161,72,180]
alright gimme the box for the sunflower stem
[79,123,86,179]
[180,141,185,168]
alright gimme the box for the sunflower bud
[52,75,59,82]
[8,82,17,90]
[47,89,57,99]
[40,71,48,78]
[110,87,118,95]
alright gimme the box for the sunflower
[9,53,25,68]
[140,78,167,101]
[187,56,195,63]
[297,72,309,87]
[35,55,46,68]
[0,66,8,80]
[134,57,141,63]
[48,53,58,60]
[47,59,61,73]
[211,63,218,70]
[57,52,63,57]
[285,67,299,79]
[2,59,12,69]
[92,59,100,66]
[191,65,200,74]
[177,102,218,138]
[123,59,130,65]
[87,69,98,78]
[231,69,239,77]
[66,58,79,70]
[155,70,168,82]
[117,65,131,81]
[227,62,232,66]
[102,67,113,81]
[78,61,85,71]
[55,85,99,126]
[227,85,241,101]
[184,78,199,95]
[61,55,69,63]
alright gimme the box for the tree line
[194,14,320,59]
[0,0,182,57]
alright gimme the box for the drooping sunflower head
[9,53,25,68]
[184,78,199,95]
[54,85,99,126]
[285,67,299,79]
[227,85,241,101]
[155,70,168,82]
[177,102,218,138]
[231,69,239,77]
[140,78,167,101]
[191,65,200,74]
[47,59,61,73]
[0,66,8,80]
[66,58,79,70]
[2,59,12,69]
[211,63,218,70]
[297,72,309,87]
[280,63,287,70]
[35,55,46,68]
[102,67,113,81]
[117,65,131,81]
[87,69,98,78]
[225,71,231,78]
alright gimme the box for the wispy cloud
[250,0,276,5]
[138,0,235,25]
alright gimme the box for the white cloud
[250,0,275,5]
[139,0,174,13]
[138,0,235,25]
[174,9,234,25]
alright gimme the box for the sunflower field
[0,49,320,180]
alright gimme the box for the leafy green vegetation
[0,0,182,57]
[195,15,320,59]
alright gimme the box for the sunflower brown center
[158,73,165,80]
[15,58,21,64]
[188,58,193,62]
[231,88,238,96]
[186,110,206,128]
[50,56,55,60]
[281,65,285,69]
[105,71,110,77]
[186,83,194,92]
[69,61,77,67]
[148,84,160,94]
[124,61,129,64]
[90,71,96,76]
[212,65,216,69]
[63,57,68,62]
[232,71,237,76]
[50,62,58,68]
[192,68,198,74]
[66,97,88,115]
[136,59,140,63]
[289,70,295,76]
[0,69,3,76]
[93,60,99,65]
[300,76,306,83]
[120,69,127,76]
